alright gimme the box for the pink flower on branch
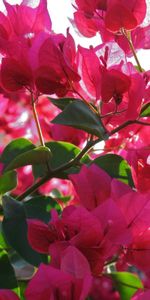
[25,246,92,300]
[0,0,51,55]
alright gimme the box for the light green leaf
[110,272,143,300]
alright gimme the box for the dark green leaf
[1,138,35,171]
[0,171,17,194]
[110,272,143,300]
[0,247,17,289]
[33,141,90,179]
[5,146,52,172]
[49,97,77,110]
[91,154,134,187]
[24,196,61,223]
[52,100,107,138]
[140,102,150,117]
[2,195,43,266]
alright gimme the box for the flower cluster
[0,0,150,300]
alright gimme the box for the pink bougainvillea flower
[105,0,147,33]
[27,194,132,275]
[124,72,145,120]
[25,246,92,300]
[0,290,20,300]
[69,164,112,210]
[27,209,63,254]
[75,0,107,14]
[76,45,102,100]
[0,0,51,54]
[100,63,145,126]
[27,205,106,274]
[1,31,79,96]
[113,190,150,270]
[74,0,147,54]
[101,68,131,103]
[114,191,150,231]
[3,0,51,36]
[124,148,150,193]
[93,198,132,249]
[89,276,120,300]
[0,58,33,92]
[75,0,146,33]
[125,226,150,271]
[63,206,104,274]
[74,10,103,38]
[35,31,80,96]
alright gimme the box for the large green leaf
[110,272,143,300]
[2,196,43,266]
[1,138,35,171]
[5,146,52,172]
[0,170,17,194]
[91,154,134,187]
[51,100,107,138]
[0,247,17,289]
[140,102,150,117]
[49,97,77,110]
[33,141,90,179]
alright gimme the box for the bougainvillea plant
[0,0,150,299]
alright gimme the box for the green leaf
[1,138,35,171]
[33,141,90,179]
[49,97,77,110]
[91,154,134,187]
[2,195,43,266]
[110,272,143,300]
[0,247,17,289]
[0,171,17,194]
[50,189,71,203]
[24,196,61,223]
[140,102,150,117]
[51,100,107,138]
[17,281,28,300]
[0,222,9,249]
[5,146,52,172]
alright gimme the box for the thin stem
[110,120,150,136]
[122,30,143,73]
[100,108,127,119]
[128,39,143,72]
[31,95,45,147]
[31,94,51,172]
